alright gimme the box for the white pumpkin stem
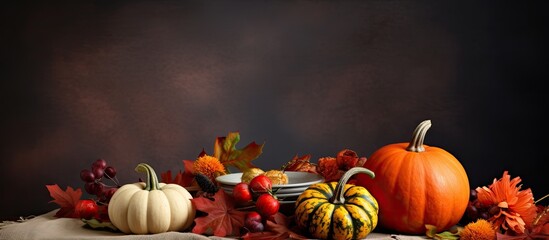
[135,163,160,191]
[406,120,432,153]
[333,167,375,204]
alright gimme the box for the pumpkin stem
[135,163,160,191]
[406,120,432,152]
[333,167,375,204]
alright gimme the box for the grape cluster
[465,189,500,221]
[80,159,121,205]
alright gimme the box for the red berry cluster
[79,159,121,205]
[232,175,280,232]
[465,189,500,221]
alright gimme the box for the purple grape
[80,169,95,182]
[104,166,116,178]
[92,159,107,170]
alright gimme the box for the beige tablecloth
[0,210,426,240]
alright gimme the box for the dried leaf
[529,205,549,237]
[45,184,82,218]
[191,190,246,237]
[213,132,264,172]
[425,224,438,238]
[283,154,317,173]
[496,232,530,240]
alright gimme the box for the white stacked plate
[216,171,324,201]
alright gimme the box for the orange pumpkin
[356,120,470,234]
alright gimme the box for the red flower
[476,171,538,235]
[317,157,343,182]
[336,149,359,171]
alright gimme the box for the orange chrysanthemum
[193,155,226,183]
[460,219,497,240]
[476,171,538,234]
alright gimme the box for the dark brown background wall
[1,1,547,219]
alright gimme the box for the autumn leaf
[425,224,461,240]
[191,190,247,237]
[526,205,549,238]
[242,213,309,240]
[283,154,317,173]
[46,184,82,218]
[82,218,118,231]
[161,160,195,187]
[213,132,264,172]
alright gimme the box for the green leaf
[434,231,460,240]
[213,132,264,172]
[82,218,118,231]
[425,224,461,240]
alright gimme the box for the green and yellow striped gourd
[294,167,378,240]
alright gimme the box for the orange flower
[193,155,226,183]
[460,219,497,240]
[476,171,538,234]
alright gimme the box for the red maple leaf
[161,160,195,187]
[191,190,246,237]
[45,184,82,218]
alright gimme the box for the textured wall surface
[1,1,547,219]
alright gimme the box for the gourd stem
[333,167,375,204]
[135,163,159,191]
[406,120,432,153]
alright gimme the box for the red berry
[245,211,262,222]
[84,182,96,195]
[245,211,264,232]
[92,159,107,169]
[245,219,264,232]
[255,193,279,218]
[80,169,95,182]
[233,182,253,203]
[75,199,98,219]
[94,182,104,196]
[104,187,118,200]
[249,175,272,194]
[104,166,116,178]
[92,167,104,179]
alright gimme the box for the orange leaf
[213,132,264,172]
[45,184,82,218]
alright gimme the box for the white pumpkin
[108,163,196,234]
